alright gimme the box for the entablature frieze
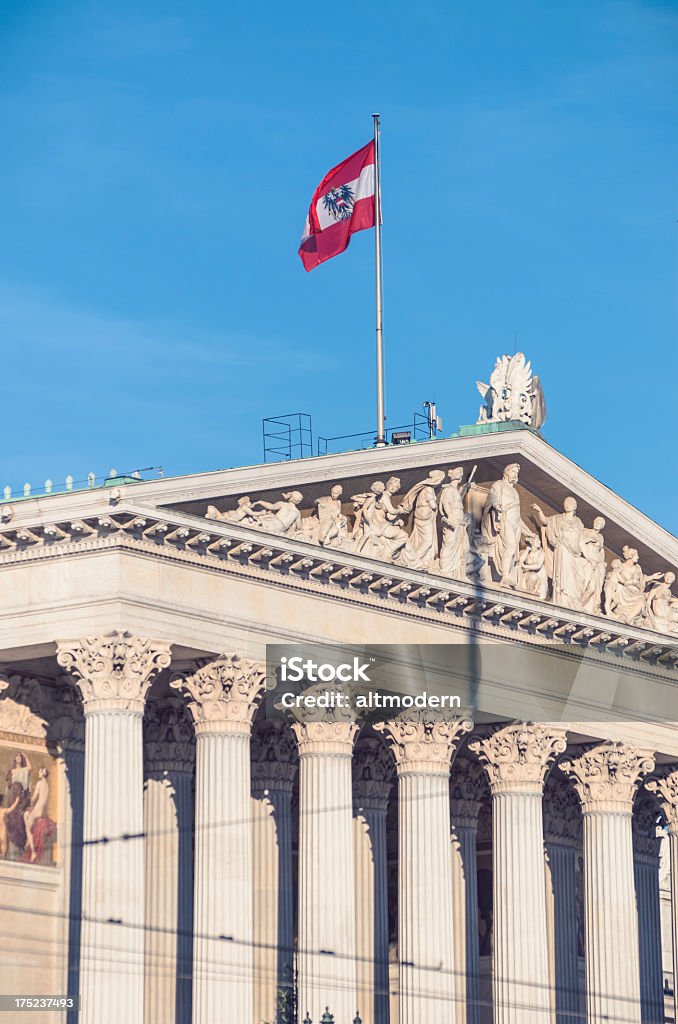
[0,502,676,678]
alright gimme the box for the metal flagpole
[373,112,386,447]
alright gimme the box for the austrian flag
[298,140,376,271]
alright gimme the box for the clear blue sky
[1,1,677,532]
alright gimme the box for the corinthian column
[450,758,487,1024]
[375,714,473,1024]
[646,768,678,1024]
[171,654,265,1024]
[292,717,359,1024]
[543,778,582,1024]
[57,631,172,1024]
[561,742,655,1024]
[143,699,195,1024]
[251,720,297,1024]
[469,723,568,1024]
[632,794,664,1024]
[353,736,393,1024]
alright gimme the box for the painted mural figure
[5,752,31,854]
[0,792,20,857]
[1,751,57,864]
[24,767,52,863]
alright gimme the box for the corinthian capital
[469,723,567,795]
[560,742,655,815]
[374,714,473,775]
[291,719,359,757]
[646,767,678,831]
[170,654,265,735]
[57,632,172,714]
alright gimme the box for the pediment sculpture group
[206,462,678,636]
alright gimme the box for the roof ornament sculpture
[476,352,546,429]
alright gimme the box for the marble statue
[352,477,408,561]
[516,533,549,600]
[606,545,663,626]
[603,559,623,618]
[476,352,546,428]
[397,470,446,571]
[531,497,587,610]
[480,463,529,588]
[438,466,475,581]
[646,572,678,636]
[250,491,304,537]
[200,465,678,634]
[206,495,258,525]
[305,485,348,548]
[580,517,606,614]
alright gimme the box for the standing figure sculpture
[438,466,476,580]
[250,491,304,537]
[480,463,528,588]
[397,470,446,571]
[309,484,348,548]
[531,497,587,611]
[580,516,607,614]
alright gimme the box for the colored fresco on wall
[0,743,58,866]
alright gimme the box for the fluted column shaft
[144,771,193,1024]
[544,842,580,1024]
[376,716,473,1024]
[633,853,664,1024]
[470,724,568,1024]
[294,721,359,1024]
[195,729,252,1019]
[669,828,678,1024]
[562,742,655,1024]
[354,800,390,1024]
[354,739,393,1024]
[400,770,456,1023]
[450,822,480,1024]
[83,709,146,1020]
[543,780,582,1024]
[143,700,195,1024]
[251,722,296,1024]
[171,654,265,1024]
[646,768,678,1024]
[450,760,486,1024]
[57,632,172,1024]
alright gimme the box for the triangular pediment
[148,427,677,639]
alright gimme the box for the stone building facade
[0,406,677,1024]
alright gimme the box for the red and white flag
[298,140,376,272]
